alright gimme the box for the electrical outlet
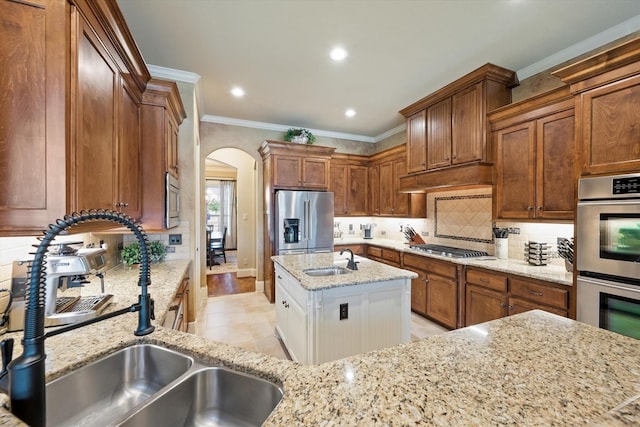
[421,231,429,237]
[507,227,520,235]
[340,303,348,320]
[169,234,182,245]
[166,246,176,253]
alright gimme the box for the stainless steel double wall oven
[576,173,640,339]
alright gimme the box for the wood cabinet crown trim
[488,86,573,128]
[552,35,640,87]
[399,63,518,117]
[142,78,187,122]
[259,140,336,158]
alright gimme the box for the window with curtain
[205,179,237,249]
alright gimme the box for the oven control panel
[613,175,640,195]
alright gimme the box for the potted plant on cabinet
[284,128,316,144]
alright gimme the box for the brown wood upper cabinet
[489,88,576,221]
[553,36,640,175]
[330,154,368,216]
[369,145,426,218]
[400,64,516,181]
[406,110,427,173]
[140,79,186,231]
[0,0,151,235]
[260,141,334,190]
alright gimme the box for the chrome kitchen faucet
[0,210,156,427]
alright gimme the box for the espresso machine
[7,242,113,331]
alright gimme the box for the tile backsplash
[336,187,574,266]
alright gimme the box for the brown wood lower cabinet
[334,244,366,257]
[367,245,401,267]
[163,275,189,332]
[403,253,458,329]
[465,267,569,326]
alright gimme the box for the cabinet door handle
[282,300,286,305]
[277,275,282,279]
[285,303,290,308]
[500,303,506,308]
[527,206,533,211]
[451,154,457,160]
[537,206,543,210]
[444,156,449,160]
[508,305,514,310]
[528,290,543,297]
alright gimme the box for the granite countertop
[2,259,639,426]
[271,252,417,291]
[336,237,573,286]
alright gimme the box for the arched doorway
[203,148,257,295]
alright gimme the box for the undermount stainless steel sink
[303,266,352,276]
[46,344,193,427]
[120,367,284,427]
[44,344,283,426]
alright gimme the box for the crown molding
[517,14,640,80]
[147,64,201,84]
[201,114,382,143]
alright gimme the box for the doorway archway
[204,148,257,281]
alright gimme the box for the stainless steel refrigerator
[275,190,334,255]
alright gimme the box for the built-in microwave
[165,172,180,229]
[576,173,640,284]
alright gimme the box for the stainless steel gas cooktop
[409,244,489,258]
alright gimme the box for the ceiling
[117,1,640,141]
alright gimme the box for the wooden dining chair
[210,227,227,265]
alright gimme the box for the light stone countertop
[2,259,639,426]
[271,252,417,291]
[335,237,573,286]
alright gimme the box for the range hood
[398,162,493,193]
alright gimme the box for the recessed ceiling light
[230,87,245,97]
[345,109,356,117]
[330,47,348,62]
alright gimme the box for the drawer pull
[479,278,489,283]
[500,303,506,308]
[277,275,282,279]
[528,290,543,297]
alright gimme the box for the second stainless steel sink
[303,266,352,276]
[46,344,193,427]
[120,367,284,426]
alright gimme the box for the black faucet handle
[0,338,14,376]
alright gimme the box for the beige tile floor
[194,292,449,360]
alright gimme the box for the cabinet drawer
[509,296,568,317]
[426,259,457,279]
[367,246,383,258]
[403,253,428,270]
[382,249,400,264]
[510,278,568,310]
[466,269,507,292]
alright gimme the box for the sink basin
[120,367,284,427]
[303,266,352,276]
[46,344,193,427]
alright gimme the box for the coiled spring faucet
[0,210,155,427]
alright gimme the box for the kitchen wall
[0,233,123,289]
[336,187,573,267]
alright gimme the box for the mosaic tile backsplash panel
[434,194,493,243]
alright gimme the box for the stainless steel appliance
[576,173,640,338]
[275,190,334,254]
[7,243,113,331]
[166,172,180,229]
[576,173,640,281]
[409,244,488,258]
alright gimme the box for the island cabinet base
[275,265,411,364]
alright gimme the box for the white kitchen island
[272,252,417,364]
